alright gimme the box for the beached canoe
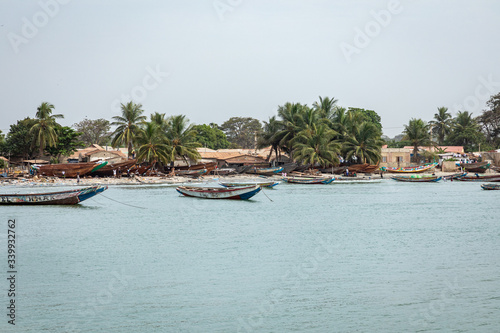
[92,159,137,177]
[175,168,207,177]
[481,183,500,190]
[220,181,280,188]
[381,163,438,174]
[442,172,467,180]
[460,161,490,173]
[34,161,107,178]
[0,185,108,205]
[282,176,334,184]
[176,185,261,200]
[246,166,284,176]
[391,175,442,182]
[457,174,500,182]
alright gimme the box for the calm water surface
[1,179,499,332]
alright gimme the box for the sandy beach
[2,170,498,187]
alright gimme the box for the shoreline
[1,170,498,187]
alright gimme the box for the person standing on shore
[77,172,80,184]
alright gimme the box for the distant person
[113,169,117,178]
[77,172,80,184]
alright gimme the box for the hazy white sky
[1,0,499,137]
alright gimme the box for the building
[380,146,412,168]
[67,144,127,164]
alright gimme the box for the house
[67,144,128,164]
[380,146,412,168]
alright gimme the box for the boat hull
[382,163,438,174]
[282,176,334,184]
[481,184,500,190]
[391,176,442,182]
[0,186,108,205]
[220,181,280,188]
[176,185,261,200]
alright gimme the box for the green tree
[343,121,383,164]
[135,122,171,168]
[73,118,111,146]
[257,116,284,161]
[192,123,230,150]
[3,118,38,159]
[165,115,201,165]
[111,102,146,157]
[447,111,483,152]
[221,117,262,149]
[429,107,452,145]
[477,92,500,148]
[45,126,83,162]
[29,102,64,156]
[347,107,382,131]
[403,118,431,163]
[313,96,338,121]
[292,124,341,168]
[275,102,306,156]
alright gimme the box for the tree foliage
[403,118,431,162]
[3,118,38,159]
[29,102,64,156]
[111,102,146,157]
[74,118,111,146]
[221,117,262,149]
[45,126,83,162]
[477,92,500,148]
[192,123,230,150]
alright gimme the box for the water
[1,180,499,332]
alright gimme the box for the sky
[1,0,500,138]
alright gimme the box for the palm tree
[429,107,452,145]
[275,102,306,157]
[343,121,383,164]
[292,124,341,168]
[257,116,283,162]
[165,115,201,165]
[403,118,431,163]
[135,122,171,168]
[29,102,64,157]
[313,96,338,121]
[111,102,146,158]
[447,111,482,151]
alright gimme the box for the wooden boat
[442,172,467,180]
[481,183,500,190]
[334,177,382,183]
[460,161,490,173]
[92,159,137,177]
[381,163,438,174]
[282,176,334,184]
[278,163,298,174]
[245,166,284,176]
[34,161,107,178]
[0,185,108,205]
[129,164,153,176]
[212,168,236,176]
[172,162,217,174]
[457,174,500,182]
[176,185,261,200]
[391,175,442,182]
[175,168,207,177]
[220,181,280,188]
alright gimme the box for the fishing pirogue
[281,176,334,184]
[391,175,442,182]
[176,185,261,200]
[481,183,500,190]
[0,185,108,205]
[220,181,280,188]
[381,163,438,174]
